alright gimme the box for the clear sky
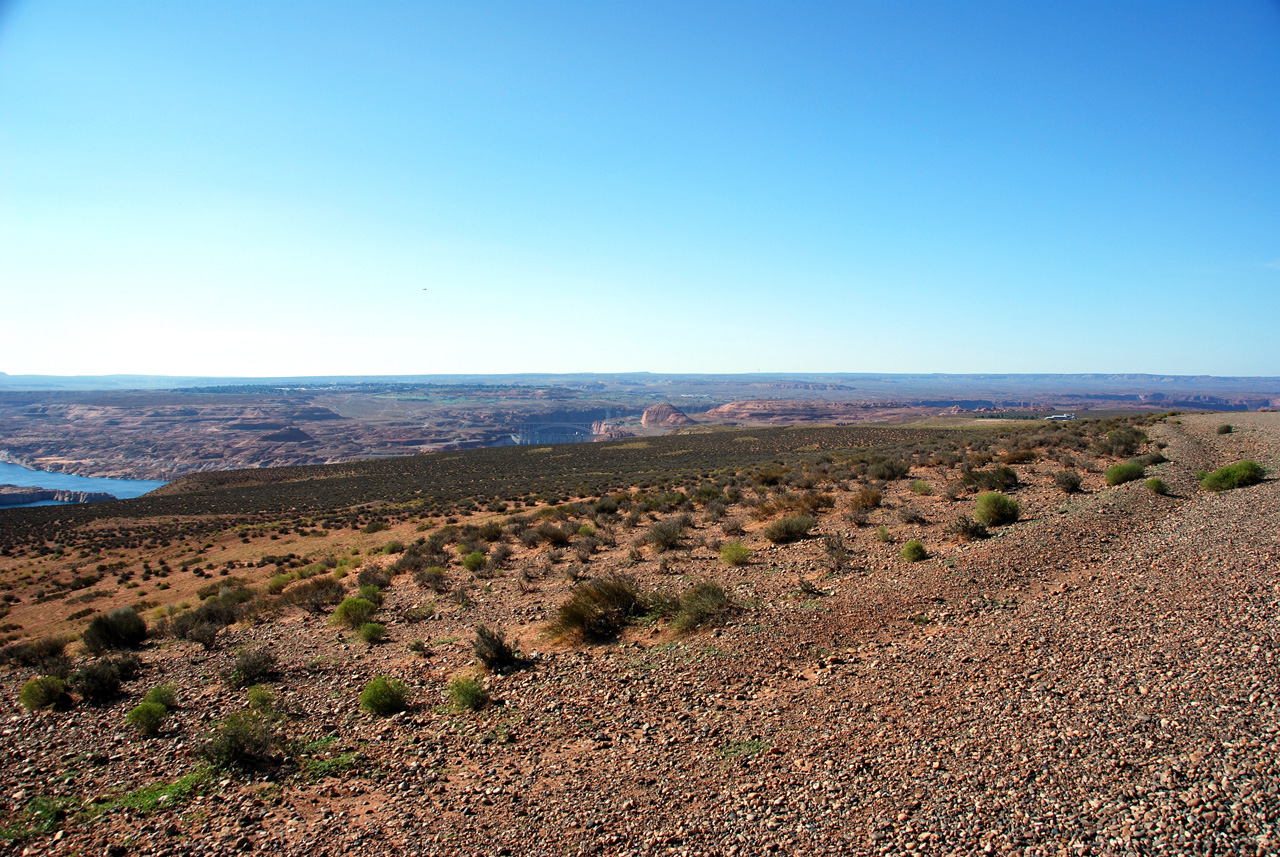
[2,1,1278,377]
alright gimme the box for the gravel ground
[3,413,1278,856]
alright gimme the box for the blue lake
[0,461,167,507]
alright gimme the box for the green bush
[910,480,933,496]
[357,622,386,644]
[1217,424,1233,435]
[1053,470,1082,493]
[82,608,147,655]
[875,525,893,544]
[547,574,641,642]
[973,492,1020,527]
[331,597,378,629]
[763,515,816,544]
[126,701,168,737]
[222,646,277,688]
[461,551,487,573]
[246,684,275,712]
[447,676,489,711]
[719,541,751,566]
[202,710,279,769]
[19,676,71,712]
[72,659,121,703]
[899,540,928,562]
[1200,460,1265,492]
[144,683,178,709]
[1144,478,1168,495]
[1104,462,1146,486]
[360,676,410,716]
[356,585,384,607]
[0,636,68,669]
[672,581,733,633]
[473,625,523,673]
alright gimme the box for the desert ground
[0,411,1276,855]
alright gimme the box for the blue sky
[2,1,1278,377]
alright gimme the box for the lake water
[0,461,167,507]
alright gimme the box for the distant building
[1044,413,1077,421]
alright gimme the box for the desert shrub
[281,576,345,613]
[822,533,849,567]
[358,622,386,644]
[202,710,279,768]
[82,608,147,655]
[381,540,405,555]
[534,522,572,546]
[185,621,222,650]
[363,520,389,534]
[720,517,745,536]
[867,458,911,480]
[648,520,686,552]
[447,676,489,711]
[547,574,641,642]
[413,566,451,592]
[1096,427,1146,457]
[719,541,751,566]
[19,676,71,712]
[113,653,143,681]
[875,526,893,544]
[962,467,1018,492]
[899,540,928,562]
[1053,470,1082,493]
[359,676,410,716]
[473,625,524,673]
[356,567,391,589]
[72,659,121,703]
[1104,462,1145,486]
[1200,460,1265,492]
[223,646,278,688]
[909,480,933,496]
[144,682,178,709]
[331,597,378,629]
[672,582,733,633]
[849,488,882,510]
[489,544,513,568]
[125,701,168,737]
[948,516,989,542]
[1144,478,1168,495]
[999,449,1038,464]
[1,636,68,669]
[898,506,928,525]
[973,492,1020,527]
[1217,424,1233,435]
[763,515,816,544]
[462,551,487,573]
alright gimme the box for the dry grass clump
[546,574,643,642]
[672,581,734,633]
[763,514,816,544]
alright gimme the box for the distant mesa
[258,426,316,444]
[641,403,695,428]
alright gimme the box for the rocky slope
[0,413,1277,855]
